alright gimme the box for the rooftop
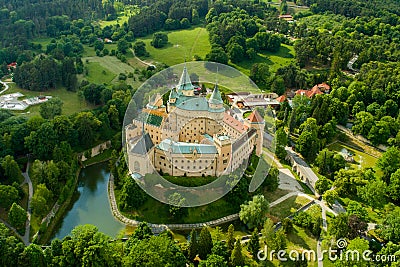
[157,138,218,154]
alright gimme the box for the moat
[53,162,126,239]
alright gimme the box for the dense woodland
[0,0,400,266]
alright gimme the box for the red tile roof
[248,110,264,123]
[295,87,323,98]
[223,112,248,133]
[312,83,330,92]
[276,95,287,103]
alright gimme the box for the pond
[53,162,126,239]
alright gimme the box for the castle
[126,66,264,177]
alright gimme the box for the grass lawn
[264,188,291,203]
[19,184,29,211]
[82,149,113,167]
[119,191,239,224]
[136,27,211,66]
[81,55,143,88]
[2,83,95,117]
[327,141,379,171]
[231,44,296,76]
[31,37,53,52]
[269,195,311,220]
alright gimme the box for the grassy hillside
[137,27,211,66]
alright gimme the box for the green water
[53,162,125,239]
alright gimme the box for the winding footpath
[1,161,33,246]
[21,162,33,245]
[0,79,9,94]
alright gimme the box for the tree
[296,118,319,161]
[280,0,288,14]
[188,229,198,261]
[1,155,21,183]
[205,46,228,64]
[271,76,285,95]
[199,254,227,267]
[260,218,275,248]
[388,169,400,201]
[377,146,400,184]
[352,111,374,136]
[119,177,147,210]
[31,184,52,216]
[151,32,168,48]
[329,213,349,239]
[8,203,26,231]
[357,180,386,209]
[248,228,260,260]
[281,218,294,234]
[117,38,129,54]
[180,18,191,29]
[249,63,270,89]
[74,112,102,146]
[315,176,332,195]
[379,209,400,243]
[348,215,367,239]
[227,43,244,63]
[108,105,120,130]
[168,192,187,218]
[275,128,287,161]
[272,228,287,251]
[239,195,269,229]
[198,227,213,260]
[25,122,58,160]
[323,189,338,205]
[130,222,153,241]
[124,235,186,266]
[226,224,235,252]
[230,239,244,267]
[0,185,19,209]
[39,97,63,120]
[347,201,368,221]
[133,41,148,57]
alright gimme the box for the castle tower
[214,134,232,176]
[176,65,194,97]
[244,110,264,156]
[208,83,224,110]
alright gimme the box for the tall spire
[209,82,223,105]
[176,64,194,93]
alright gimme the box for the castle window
[223,159,228,164]
[134,161,140,172]
[160,156,165,160]
[211,166,213,169]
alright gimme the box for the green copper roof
[157,138,218,154]
[176,66,194,92]
[175,95,224,113]
[209,84,223,105]
[169,88,178,100]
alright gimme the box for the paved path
[0,79,9,94]
[21,161,33,245]
[130,48,156,68]
[108,172,316,233]
[0,218,27,245]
